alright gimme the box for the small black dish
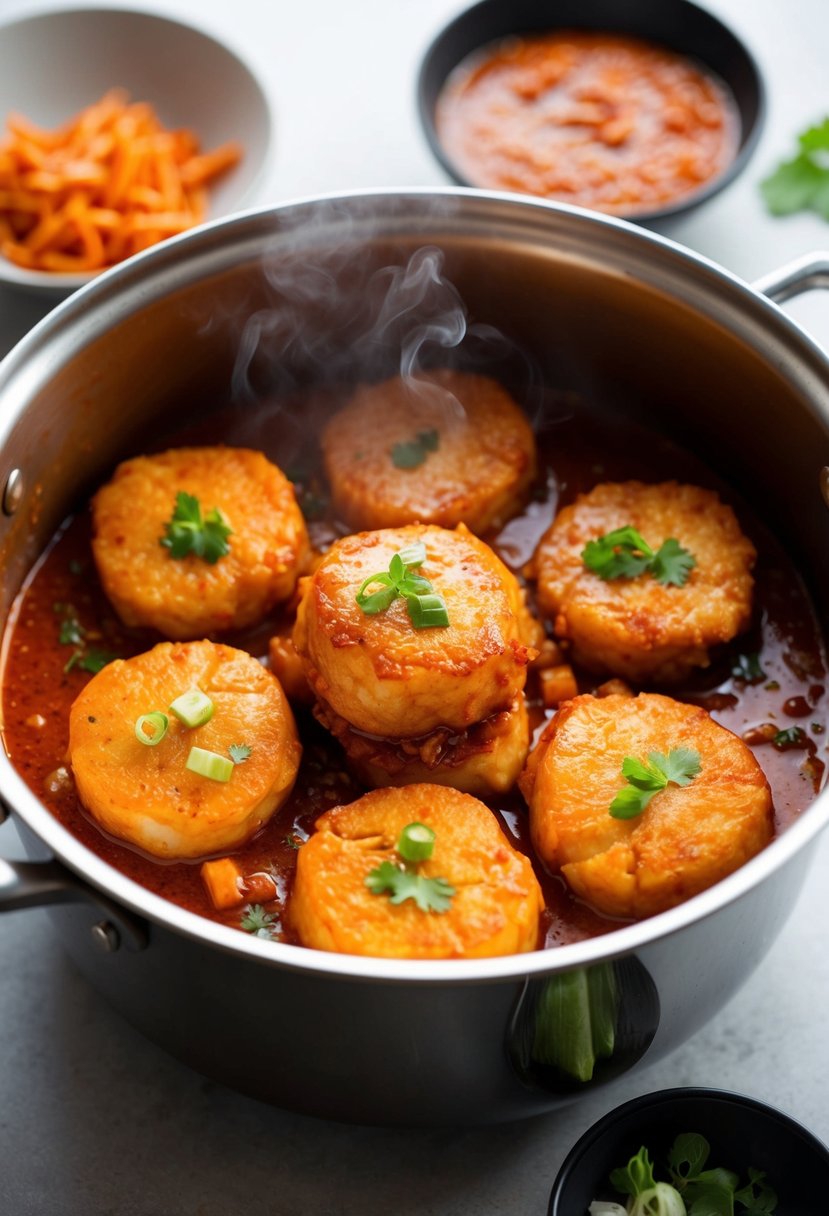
[417,0,766,224]
[548,1087,829,1215]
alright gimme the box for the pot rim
[1,185,828,983]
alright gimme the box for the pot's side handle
[0,814,148,952]
[753,252,829,303]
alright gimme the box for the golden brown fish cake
[293,522,541,738]
[290,784,544,958]
[521,692,772,919]
[68,640,301,859]
[534,481,755,683]
[321,369,536,533]
[316,694,529,796]
[92,446,309,639]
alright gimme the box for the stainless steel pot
[1,190,828,1126]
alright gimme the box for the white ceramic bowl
[0,6,272,296]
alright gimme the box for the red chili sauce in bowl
[434,32,740,215]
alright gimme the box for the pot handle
[0,805,147,951]
[753,252,829,303]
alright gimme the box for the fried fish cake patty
[290,784,544,958]
[316,694,530,796]
[521,692,772,919]
[534,481,755,682]
[293,522,541,737]
[68,640,301,859]
[92,446,309,639]
[321,369,536,533]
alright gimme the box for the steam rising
[230,223,544,424]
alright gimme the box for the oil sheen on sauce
[1,405,826,950]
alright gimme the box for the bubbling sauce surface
[2,402,826,949]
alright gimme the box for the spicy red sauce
[1,407,826,948]
[435,32,740,214]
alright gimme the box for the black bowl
[417,0,766,223]
[549,1087,829,1215]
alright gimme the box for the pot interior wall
[2,214,828,630]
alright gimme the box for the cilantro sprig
[761,117,829,218]
[365,823,456,914]
[160,491,232,564]
[229,743,252,764]
[391,428,439,470]
[240,904,277,938]
[582,525,696,587]
[55,603,118,674]
[610,748,701,819]
[64,648,118,675]
[355,542,450,629]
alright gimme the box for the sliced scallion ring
[406,592,450,629]
[398,822,436,863]
[169,688,214,728]
[186,746,234,783]
[134,712,169,747]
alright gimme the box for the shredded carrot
[0,89,242,274]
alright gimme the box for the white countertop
[1,1,828,1212]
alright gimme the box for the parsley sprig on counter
[355,542,450,628]
[582,525,696,587]
[761,117,829,218]
[160,491,231,564]
[610,748,701,819]
[365,822,455,914]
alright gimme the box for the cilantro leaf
[761,117,829,218]
[391,428,440,470]
[582,526,695,587]
[365,827,456,917]
[160,491,232,564]
[582,525,654,580]
[229,743,252,764]
[610,748,702,819]
[652,747,702,787]
[58,617,85,646]
[365,861,455,914]
[609,785,660,819]
[240,904,277,938]
[620,754,667,791]
[650,538,697,587]
[64,647,118,675]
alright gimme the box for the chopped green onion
[398,822,436,863]
[134,712,169,747]
[407,593,450,629]
[355,574,398,615]
[169,688,214,728]
[186,746,234,782]
[397,541,426,568]
[355,544,450,629]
